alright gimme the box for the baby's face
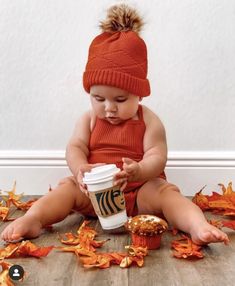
[90,85,140,125]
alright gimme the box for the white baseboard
[0,150,235,196]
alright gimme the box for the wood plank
[0,197,235,285]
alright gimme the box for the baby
[1,4,228,245]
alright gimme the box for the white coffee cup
[83,164,128,230]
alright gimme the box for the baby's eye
[95,96,105,102]
[116,98,127,103]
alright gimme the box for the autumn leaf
[192,186,209,211]
[0,206,11,221]
[12,199,38,211]
[0,241,53,259]
[0,261,15,286]
[208,219,223,229]
[0,201,17,222]
[221,220,235,230]
[58,221,148,269]
[58,232,80,245]
[16,241,54,258]
[1,182,37,211]
[58,221,108,252]
[0,244,19,259]
[192,182,235,216]
[81,252,124,269]
[208,218,235,231]
[2,182,24,207]
[171,235,204,259]
[80,247,147,269]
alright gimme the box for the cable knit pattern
[83,31,150,97]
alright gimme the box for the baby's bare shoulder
[70,110,93,141]
[141,105,167,153]
[141,105,164,127]
[74,110,92,127]
[73,109,98,134]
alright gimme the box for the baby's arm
[115,106,167,184]
[66,111,92,179]
[138,105,167,180]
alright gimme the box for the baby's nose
[105,102,117,112]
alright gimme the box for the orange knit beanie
[83,4,150,97]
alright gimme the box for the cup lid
[83,164,120,184]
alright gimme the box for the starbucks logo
[94,187,125,217]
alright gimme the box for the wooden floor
[1,197,235,286]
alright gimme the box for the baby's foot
[1,214,42,242]
[190,221,229,245]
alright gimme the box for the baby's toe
[200,231,212,244]
[10,233,23,242]
[3,225,20,242]
[5,226,15,242]
[217,232,229,244]
[1,228,10,241]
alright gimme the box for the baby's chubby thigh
[136,178,180,215]
[58,176,96,217]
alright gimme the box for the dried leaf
[171,235,204,259]
[0,261,15,286]
[82,253,115,269]
[208,219,223,229]
[17,241,54,258]
[0,204,16,222]
[1,182,37,211]
[59,232,80,245]
[120,256,132,268]
[12,199,37,211]
[58,222,148,269]
[0,244,19,259]
[0,241,53,259]
[192,182,235,216]
[58,221,108,252]
[221,220,235,230]
[0,206,11,221]
[2,182,24,207]
[192,186,209,211]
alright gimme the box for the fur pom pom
[99,4,144,34]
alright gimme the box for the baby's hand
[77,163,105,196]
[122,157,141,181]
[114,158,141,191]
[113,172,128,192]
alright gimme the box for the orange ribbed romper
[88,105,166,216]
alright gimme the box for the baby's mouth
[106,116,121,124]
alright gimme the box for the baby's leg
[136,178,229,245]
[1,177,94,242]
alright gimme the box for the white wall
[1,0,235,195]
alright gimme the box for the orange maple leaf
[0,241,53,259]
[192,186,209,211]
[192,182,235,216]
[0,261,15,286]
[1,182,37,211]
[58,221,108,252]
[58,221,148,269]
[171,235,204,259]
[16,241,54,258]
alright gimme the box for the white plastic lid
[83,164,120,185]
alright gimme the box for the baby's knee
[159,183,180,194]
[58,176,78,188]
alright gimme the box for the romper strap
[137,104,144,121]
